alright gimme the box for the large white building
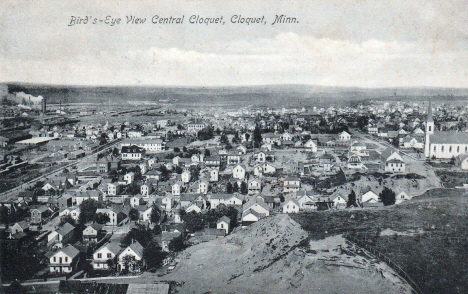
[121,138,165,153]
[425,101,468,159]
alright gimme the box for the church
[425,101,468,159]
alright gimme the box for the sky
[1,0,467,87]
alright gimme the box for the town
[2,85,468,293]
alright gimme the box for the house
[130,195,146,208]
[124,172,135,184]
[216,216,230,235]
[338,131,351,141]
[297,194,317,210]
[139,206,153,222]
[172,181,183,196]
[248,178,262,193]
[118,241,144,273]
[181,170,191,183]
[227,153,241,165]
[262,162,277,174]
[161,195,174,211]
[210,194,243,209]
[360,191,379,204]
[283,176,301,193]
[186,203,202,213]
[121,138,165,153]
[48,223,75,245]
[262,133,281,145]
[93,242,122,270]
[107,182,122,196]
[232,164,246,180]
[395,191,411,204]
[456,154,468,170]
[347,154,365,170]
[57,194,73,210]
[209,168,219,182]
[83,223,104,242]
[402,136,424,149]
[10,221,29,235]
[380,148,406,173]
[332,195,347,209]
[59,207,80,221]
[282,198,300,213]
[304,139,318,152]
[242,196,270,224]
[140,183,154,196]
[180,194,207,209]
[284,158,299,174]
[47,244,80,274]
[205,155,221,167]
[30,205,51,224]
[121,145,145,161]
[241,209,262,226]
[73,190,102,205]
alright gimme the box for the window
[429,126,432,132]
[434,146,436,151]
[53,257,56,262]
[449,146,452,153]
[65,257,68,262]
[97,253,102,258]
[107,253,112,258]
[442,146,444,152]
[458,146,460,153]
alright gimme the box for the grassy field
[291,188,468,294]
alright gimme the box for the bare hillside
[165,214,412,293]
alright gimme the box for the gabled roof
[59,244,80,259]
[217,216,231,224]
[56,222,75,236]
[123,241,144,259]
[96,242,122,255]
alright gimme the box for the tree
[143,241,167,270]
[168,234,187,252]
[245,133,250,142]
[204,148,211,157]
[79,199,101,224]
[9,280,24,294]
[128,208,140,221]
[379,187,396,206]
[121,255,139,273]
[59,214,76,226]
[240,181,248,195]
[183,211,206,232]
[253,126,262,147]
[347,190,357,208]
[121,224,153,248]
[95,213,110,225]
[150,203,162,224]
[232,182,239,193]
[226,182,233,194]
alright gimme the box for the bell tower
[425,100,434,158]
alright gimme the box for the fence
[344,233,424,294]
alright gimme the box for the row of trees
[226,181,248,194]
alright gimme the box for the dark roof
[431,131,468,144]
[56,222,75,236]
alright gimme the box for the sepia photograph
[1,0,468,293]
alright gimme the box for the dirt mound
[164,215,412,293]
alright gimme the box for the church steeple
[427,99,434,123]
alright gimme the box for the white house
[332,195,347,209]
[217,216,230,235]
[181,170,191,183]
[118,241,144,272]
[395,191,411,204]
[360,191,379,204]
[124,172,135,185]
[48,245,80,274]
[282,199,300,213]
[93,242,122,270]
[209,168,219,182]
[304,139,318,152]
[232,164,246,180]
[248,178,262,193]
[339,131,351,141]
